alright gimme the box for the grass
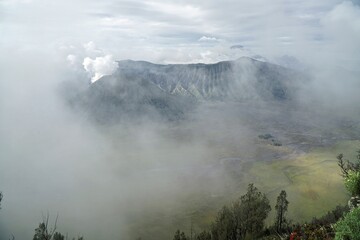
[126,140,360,239]
[248,140,360,223]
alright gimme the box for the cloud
[83,41,104,57]
[198,36,219,42]
[100,17,133,28]
[83,55,118,83]
[66,54,77,65]
[61,41,119,82]
[322,1,360,40]
[314,1,360,69]
[3,0,355,65]
[144,2,203,20]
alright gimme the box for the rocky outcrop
[348,196,360,210]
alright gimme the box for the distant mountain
[67,57,307,123]
[70,72,194,123]
[274,55,306,71]
[114,57,304,101]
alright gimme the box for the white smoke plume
[82,55,118,83]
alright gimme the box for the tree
[196,230,211,240]
[173,230,188,240]
[275,190,289,232]
[211,183,271,239]
[334,150,360,239]
[179,184,272,240]
[33,222,54,240]
[338,150,360,197]
[234,183,271,238]
[345,171,360,196]
[33,214,84,240]
[211,206,237,240]
[0,191,2,210]
[337,151,360,178]
[52,232,64,240]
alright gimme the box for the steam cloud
[83,55,118,83]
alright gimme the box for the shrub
[311,205,349,225]
[334,207,360,240]
[344,171,360,196]
[0,192,2,209]
[258,134,273,140]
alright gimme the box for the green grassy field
[247,140,360,222]
[126,140,360,239]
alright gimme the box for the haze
[1,1,360,239]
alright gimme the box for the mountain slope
[67,57,306,123]
[115,57,305,101]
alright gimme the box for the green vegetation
[258,133,282,146]
[233,183,271,238]
[2,145,360,240]
[125,141,358,239]
[344,171,360,196]
[175,183,271,240]
[258,134,273,140]
[286,204,349,239]
[272,141,282,146]
[32,217,84,240]
[172,148,360,240]
[211,206,236,240]
[274,190,289,232]
[196,231,211,240]
[211,183,272,239]
[337,150,360,196]
[173,230,188,240]
[0,191,2,210]
[337,150,360,178]
[332,149,360,239]
[247,141,360,222]
[334,207,360,240]
[312,205,349,225]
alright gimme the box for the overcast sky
[1,0,360,67]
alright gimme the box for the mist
[1,48,359,240]
[0,49,258,239]
[1,1,360,240]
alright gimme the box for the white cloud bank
[83,55,118,83]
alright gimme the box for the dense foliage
[344,170,360,196]
[212,183,271,239]
[337,151,360,178]
[174,183,271,240]
[334,207,360,240]
[333,149,360,239]
[311,205,349,226]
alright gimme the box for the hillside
[67,57,307,123]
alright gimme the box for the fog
[1,48,359,240]
[1,1,360,240]
[0,50,260,239]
